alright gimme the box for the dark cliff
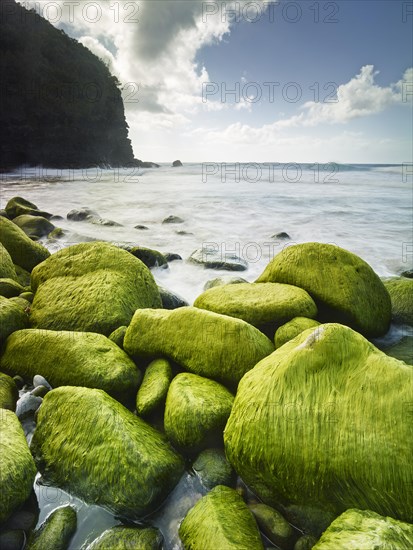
[0,0,135,168]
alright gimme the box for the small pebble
[16,393,42,419]
[31,385,49,398]
[33,374,52,390]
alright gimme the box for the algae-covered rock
[203,276,248,291]
[194,282,317,327]
[158,285,188,310]
[0,296,28,343]
[86,526,163,550]
[13,215,55,240]
[0,217,50,271]
[275,317,321,348]
[312,508,413,549]
[256,243,391,336]
[0,372,18,411]
[294,535,318,550]
[248,503,294,548]
[0,410,37,524]
[0,329,141,405]
[27,505,77,550]
[224,323,413,526]
[383,277,413,325]
[0,278,24,298]
[179,485,264,550]
[192,448,235,490]
[189,247,247,271]
[108,325,127,349]
[0,243,17,280]
[384,336,413,365]
[31,386,184,518]
[30,242,161,335]
[5,197,52,220]
[124,307,274,388]
[164,373,234,453]
[14,264,31,287]
[119,244,168,269]
[136,358,173,417]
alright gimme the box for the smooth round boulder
[164,373,234,453]
[0,217,50,271]
[256,243,391,337]
[275,317,321,348]
[136,358,173,417]
[0,372,18,411]
[0,410,37,524]
[124,307,274,388]
[31,386,185,518]
[0,296,28,343]
[13,215,55,239]
[383,277,413,325]
[86,526,162,550]
[189,247,247,271]
[30,241,161,335]
[5,197,52,219]
[194,283,317,327]
[0,243,17,280]
[1,329,141,405]
[192,448,235,490]
[0,278,24,298]
[179,486,264,550]
[248,503,294,548]
[27,505,77,550]
[224,323,413,527]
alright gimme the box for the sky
[17,0,413,163]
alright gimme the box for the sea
[1,162,412,548]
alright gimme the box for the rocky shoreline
[0,196,412,549]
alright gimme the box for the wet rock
[294,535,318,550]
[192,448,235,490]
[48,228,65,239]
[12,375,25,390]
[275,317,321,348]
[203,276,248,291]
[12,215,55,239]
[163,215,184,224]
[30,385,49,398]
[5,197,52,220]
[383,277,413,325]
[164,252,182,262]
[158,285,188,309]
[118,244,168,269]
[16,393,42,419]
[134,224,149,230]
[0,372,19,411]
[384,336,413,365]
[0,217,50,272]
[136,358,173,418]
[189,247,248,272]
[0,530,26,550]
[176,230,194,236]
[172,160,183,167]
[86,526,163,550]
[271,232,291,240]
[31,386,185,518]
[13,265,31,287]
[67,207,98,221]
[0,410,37,523]
[401,269,413,278]
[33,374,52,390]
[27,505,77,550]
[249,503,294,548]
[0,278,24,298]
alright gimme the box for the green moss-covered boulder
[384,336,413,365]
[0,409,37,524]
[294,535,318,550]
[14,264,31,287]
[31,386,184,517]
[136,358,173,417]
[0,296,28,343]
[0,243,17,280]
[0,372,18,411]
[13,215,55,240]
[86,526,162,550]
[0,217,50,271]
[27,505,77,550]
[0,278,25,298]
[108,325,127,349]
[179,485,264,550]
[313,508,413,549]
[192,448,235,490]
[248,503,294,548]
[119,245,168,269]
[5,197,52,219]
[256,243,391,337]
[124,307,274,388]
[165,373,234,453]
[275,317,321,348]
[0,329,141,405]
[203,276,248,290]
[194,282,317,327]
[383,277,413,325]
[224,323,413,527]
[30,242,161,335]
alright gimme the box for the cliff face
[0,0,135,168]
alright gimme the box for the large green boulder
[164,373,234,454]
[383,277,413,325]
[0,217,50,271]
[194,282,317,327]
[0,243,17,280]
[0,296,28,343]
[179,485,264,549]
[136,358,172,417]
[86,526,163,550]
[124,307,274,388]
[224,323,413,528]
[30,242,161,335]
[0,329,141,405]
[13,214,55,240]
[5,196,52,219]
[0,278,25,298]
[31,386,184,518]
[27,505,77,550]
[0,409,37,524]
[313,509,413,549]
[256,243,391,337]
[275,317,321,348]
[0,372,18,411]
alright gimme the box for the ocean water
[1,163,412,548]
